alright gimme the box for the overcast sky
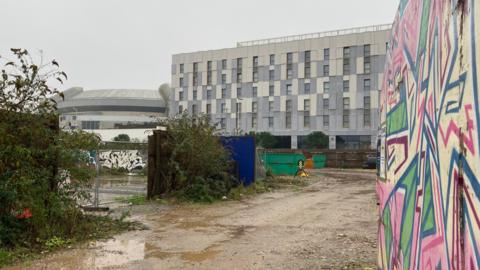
[1,0,399,91]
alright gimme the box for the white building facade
[171,25,390,149]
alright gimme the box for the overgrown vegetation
[0,49,134,266]
[113,133,131,142]
[304,131,329,149]
[249,131,279,148]
[152,112,237,202]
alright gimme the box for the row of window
[179,96,371,115]
[178,78,372,101]
[179,44,373,74]
[179,62,371,87]
[212,112,370,130]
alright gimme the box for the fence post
[147,133,156,199]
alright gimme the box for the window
[193,90,197,100]
[179,77,184,87]
[269,70,275,81]
[364,44,371,56]
[207,61,212,85]
[237,73,242,83]
[286,100,292,112]
[253,71,259,82]
[269,101,274,112]
[221,87,226,98]
[221,103,226,113]
[220,118,226,129]
[269,85,274,96]
[178,105,183,113]
[364,96,371,127]
[323,65,329,76]
[343,97,350,109]
[323,115,329,127]
[323,98,329,110]
[222,59,227,69]
[287,69,293,80]
[252,115,257,128]
[364,96,371,108]
[287,52,293,63]
[252,86,257,97]
[364,56,371,74]
[179,63,184,73]
[304,51,311,80]
[193,62,199,86]
[270,54,275,65]
[323,81,330,93]
[324,48,330,60]
[343,114,349,128]
[286,84,292,95]
[286,113,292,129]
[343,98,350,128]
[81,121,100,130]
[268,117,274,128]
[206,104,211,114]
[253,56,259,82]
[304,83,311,94]
[237,58,243,69]
[287,52,293,79]
[304,115,310,128]
[237,58,243,83]
[343,47,350,58]
[207,90,212,99]
[252,102,258,128]
[304,66,311,78]
[343,80,349,92]
[237,87,242,98]
[304,99,311,111]
[304,51,311,62]
[364,79,371,91]
[191,104,197,114]
[343,58,350,75]
[179,91,184,101]
[221,74,227,84]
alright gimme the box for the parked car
[362,156,377,169]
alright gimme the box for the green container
[262,153,305,175]
[312,154,326,169]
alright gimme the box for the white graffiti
[99,150,146,172]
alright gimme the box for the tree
[0,49,100,249]
[113,133,130,142]
[158,83,171,115]
[304,131,329,149]
[249,132,278,149]
[153,112,236,202]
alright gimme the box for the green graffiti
[387,102,408,134]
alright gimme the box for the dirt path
[6,169,378,270]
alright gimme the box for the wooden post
[147,133,156,199]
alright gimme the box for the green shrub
[0,49,100,249]
[152,113,236,202]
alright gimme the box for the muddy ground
[5,169,378,270]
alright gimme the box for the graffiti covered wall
[99,150,146,172]
[377,0,480,269]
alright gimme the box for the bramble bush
[0,49,100,250]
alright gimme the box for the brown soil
[4,169,378,270]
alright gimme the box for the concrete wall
[377,0,480,268]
